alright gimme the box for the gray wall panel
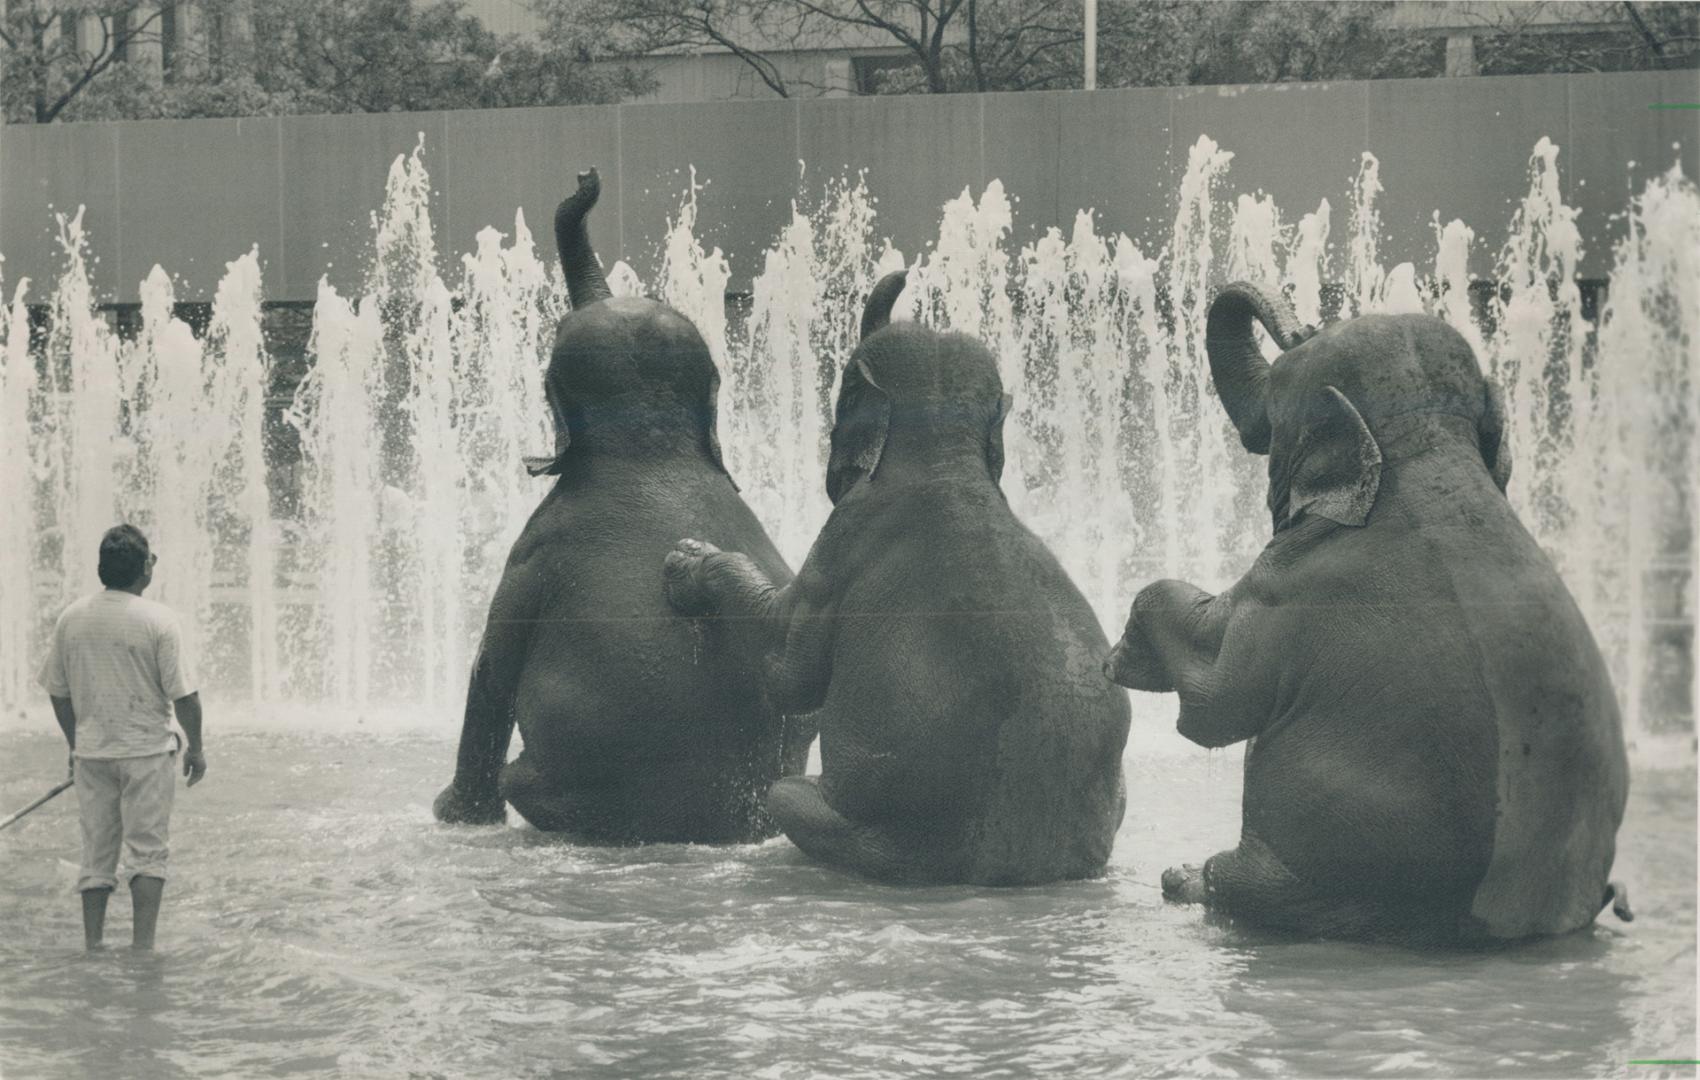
[618,99,799,286]
[112,118,282,298]
[797,94,986,266]
[980,92,1064,249]
[0,73,1689,303]
[1,122,122,300]
[1053,88,1173,255]
[276,112,451,300]
[1568,71,1700,264]
[1365,75,1572,276]
[1170,81,1370,258]
[440,105,622,277]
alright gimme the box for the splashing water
[46,209,125,608]
[0,269,36,708]
[736,199,826,556]
[1588,160,1700,752]
[1346,152,1386,316]
[0,137,1693,758]
[1288,200,1331,328]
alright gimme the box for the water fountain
[0,135,1693,759]
[1,129,1696,1080]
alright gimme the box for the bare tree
[784,0,965,93]
[569,0,1460,97]
[1,1,173,122]
[1469,1,1699,75]
[568,0,806,95]
[569,0,1099,95]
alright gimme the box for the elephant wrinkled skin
[665,271,1131,886]
[432,169,807,842]
[1105,281,1631,944]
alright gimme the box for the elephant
[663,271,1132,885]
[432,169,808,842]
[1104,281,1632,944]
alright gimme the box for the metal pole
[1084,0,1098,89]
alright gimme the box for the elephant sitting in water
[664,271,1131,885]
[432,169,808,841]
[1104,281,1632,944]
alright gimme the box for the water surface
[2,731,1694,1078]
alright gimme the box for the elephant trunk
[860,270,908,340]
[555,169,613,309]
[1205,282,1308,455]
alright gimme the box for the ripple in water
[0,731,1693,1078]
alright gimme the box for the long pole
[1084,0,1098,89]
[0,779,74,832]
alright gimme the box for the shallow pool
[2,730,1694,1079]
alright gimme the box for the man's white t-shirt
[38,591,195,759]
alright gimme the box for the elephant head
[1206,281,1512,530]
[825,270,1011,504]
[524,168,730,480]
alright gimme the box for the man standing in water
[38,525,208,950]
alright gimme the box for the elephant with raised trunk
[664,271,1131,885]
[432,169,807,842]
[1105,282,1631,944]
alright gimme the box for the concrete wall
[0,70,1694,302]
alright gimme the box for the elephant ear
[825,356,891,504]
[1287,384,1382,528]
[985,391,1013,488]
[523,385,574,477]
[1478,380,1512,493]
[702,365,736,489]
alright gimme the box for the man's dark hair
[97,525,150,588]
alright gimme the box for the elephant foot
[433,784,506,826]
[768,777,919,882]
[663,538,722,617]
[1162,863,1207,904]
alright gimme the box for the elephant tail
[1604,880,1634,922]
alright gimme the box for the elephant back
[1238,464,1628,941]
[1454,516,1629,939]
[506,458,800,841]
[551,300,707,389]
[816,479,1130,884]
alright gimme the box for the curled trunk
[860,271,908,340]
[555,169,613,309]
[1205,282,1309,454]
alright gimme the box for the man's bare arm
[50,695,76,776]
[173,692,206,787]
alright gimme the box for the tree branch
[967,0,983,90]
[1622,1,1672,66]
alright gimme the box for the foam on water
[0,136,1694,762]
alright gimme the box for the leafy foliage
[2,0,1691,123]
[568,0,1447,96]
[1161,1,1443,86]
[1,0,654,124]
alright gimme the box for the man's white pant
[74,752,174,892]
